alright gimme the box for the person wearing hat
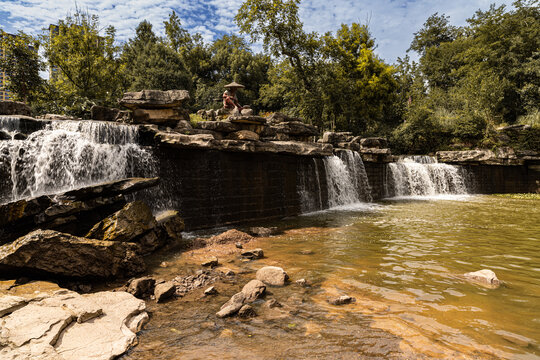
[223,82,245,111]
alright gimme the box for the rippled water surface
[125,195,540,359]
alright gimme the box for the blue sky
[0,0,514,63]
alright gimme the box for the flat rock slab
[0,289,147,360]
[120,90,190,109]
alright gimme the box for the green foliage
[0,30,45,104]
[122,21,192,93]
[41,10,125,116]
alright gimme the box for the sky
[0,0,515,63]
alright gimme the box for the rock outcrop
[0,101,32,117]
[0,177,159,244]
[0,288,147,360]
[437,148,540,165]
[119,90,190,127]
[0,230,145,278]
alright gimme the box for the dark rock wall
[363,162,387,199]
[463,162,540,194]
[149,147,316,230]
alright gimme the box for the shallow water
[124,195,540,359]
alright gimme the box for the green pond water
[124,195,540,359]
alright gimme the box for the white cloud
[0,0,515,63]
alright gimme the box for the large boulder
[90,105,121,122]
[155,210,185,244]
[86,201,157,242]
[256,266,289,286]
[360,137,388,149]
[321,131,353,145]
[0,101,32,117]
[0,230,145,278]
[119,90,190,109]
[0,288,147,360]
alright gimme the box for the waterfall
[297,149,372,212]
[0,117,155,204]
[386,156,469,197]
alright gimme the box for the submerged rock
[201,256,219,267]
[238,304,256,318]
[464,269,500,288]
[328,295,356,305]
[0,230,145,278]
[86,201,157,242]
[248,227,279,237]
[241,248,264,260]
[0,288,147,360]
[256,266,289,286]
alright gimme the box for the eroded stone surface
[256,266,289,286]
[0,289,147,360]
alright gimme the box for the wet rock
[216,292,246,318]
[235,242,243,249]
[86,201,157,242]
[0,100,32,116]
[137,229,164,254]
[219,268,235,276]
[464,269,500,288]
[227,130,260,141]
[265,298,282,308]
[296,279,308,287]
[0,230,145,278]
[12,132,27,140]
[0,288,147,360]
[256,266,289,286]
[0,130,11,140]
[207,229,254,245]
[328,295,356,305]
[241,280,266,302]
[154,281,176,302]
[201,256,219,267]
[156,210,185,243]
[238,304,256,318]
[127,277,156,298]
[241,248,264,260]
[174,269,222,296]
[300,249,314,255]
[248,227,279,237]
[204,286,218,296]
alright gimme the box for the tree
[164,11,191,53]
[0,31,44,104]
[42,10,125,111]
[409,13,459,55]
[122,20,192,92]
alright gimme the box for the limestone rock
[86,201,157,242]
[241,248,264,260]
[436,148,532,166]
[274,121,318,137]
[56,177,160,202]
[201,256,219,267]
[241,280,266,302]
[0,101,32,116]
[248,227,279,237]
[154,281,176,302]
[156,210,185,243]
[228,115,267,125]
[204,286,218,295]
[196,120,238,133]
[0,230,145,278]
[227,130,259,141]
[207,229,254,245]
[175,119,193,132]
[360,137,388,149]
[322,131,353,144]
[464,269,500,288]
[90,105,121,122]
[216,292,246,318]
[256,266,289,286]
[328,295,356,305]
[238,304,256,318]
[127,277,156,298]
[0,289,147,360]
[119,90,190,109]
[266,112,302,125]
[241,108,254,116]
[0,130,11,140]
[265,299,282,308]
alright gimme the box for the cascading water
[386,155,469,197]
[297,149,372,212]
[0,116,155,204]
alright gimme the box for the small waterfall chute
[386,156,469,197]
[0,119,155,204]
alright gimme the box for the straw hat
[224,81,245,89]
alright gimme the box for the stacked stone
[119,90,191,127]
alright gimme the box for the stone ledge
[436,148,540,166]
[156,132,333,157]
